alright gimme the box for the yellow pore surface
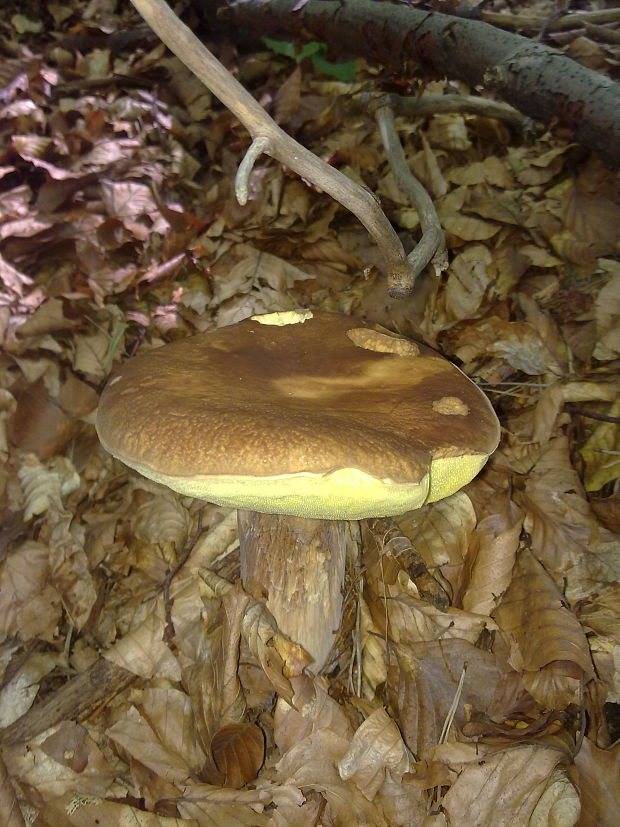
[121,453,489,520]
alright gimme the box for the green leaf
[262,37,357,80]
[310,53,357,81]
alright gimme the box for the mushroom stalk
[238,511,347,673]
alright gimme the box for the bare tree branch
[386,93,529,130]
[205,0,620,168]
[130,0,418,295]
[373,102,447,282]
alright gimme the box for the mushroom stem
[238,511,347,673]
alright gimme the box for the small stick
[0,659,136,747]
[235,136,270,205]
[387,93,528,130]
[565,404,620,424]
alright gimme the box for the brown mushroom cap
[96,310,500,519]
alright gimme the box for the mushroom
[96,309,500,672]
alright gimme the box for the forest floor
[0,1,619,825]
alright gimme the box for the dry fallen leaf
[493,547,593,708]
[211,722,265,788]
[1,6,620,825]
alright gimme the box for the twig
[52,74,160,95]
[364,517,450,611]
[479,7,620,35]
[387,93,529,130]
[430,662,468,814]
[584,21,620,46]
[537,7,565,42]
[373,101,447,282]
[565,404,620,424]
[136,251,186,285]
[236,136,270,204]
[0,659,136,746]
[130,0,416,295]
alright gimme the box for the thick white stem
[238,511,346,673]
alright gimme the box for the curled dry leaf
[359,591,388,700]
[45,508,97,630]
[493,547,593,708]
[0,651,57,728]
[529,768,580,827]
[132,491,191,549]
[106,704,196,788]
[41,793,200,827]
[186,509,238,569]
[519,436,620,601]
[275,727,387,827]
[580,398,620,492]
[104,599,182,681]
[10,379,74,459]
[200,567,307,701]
[395,490,477,572]
[574,737,620,827]
[72,317,126,381]
[0,540,62,642]
[17,453,80,521]
[362,517,449,610]
[369,570,497,648]
[443,243,494,322]
[460,492,523,616]
[337,707,411,801]
[437,742,564,827]
[4,720,116,800]
[140,687,208,775]
[388,639,501,758]
[211,722,265,788]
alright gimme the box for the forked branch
[130,0,418,295]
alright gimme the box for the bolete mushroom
[96,310,500,671]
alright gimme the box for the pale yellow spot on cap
[432,396,470,416]
[347,327,420,356]
[251,309,313,326]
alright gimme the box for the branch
[479,7,620,35]
[207,0,620,168]
[0,658,135,747]
[130,0,417,295]
[386,93,529,131]
[372,101,447,281]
